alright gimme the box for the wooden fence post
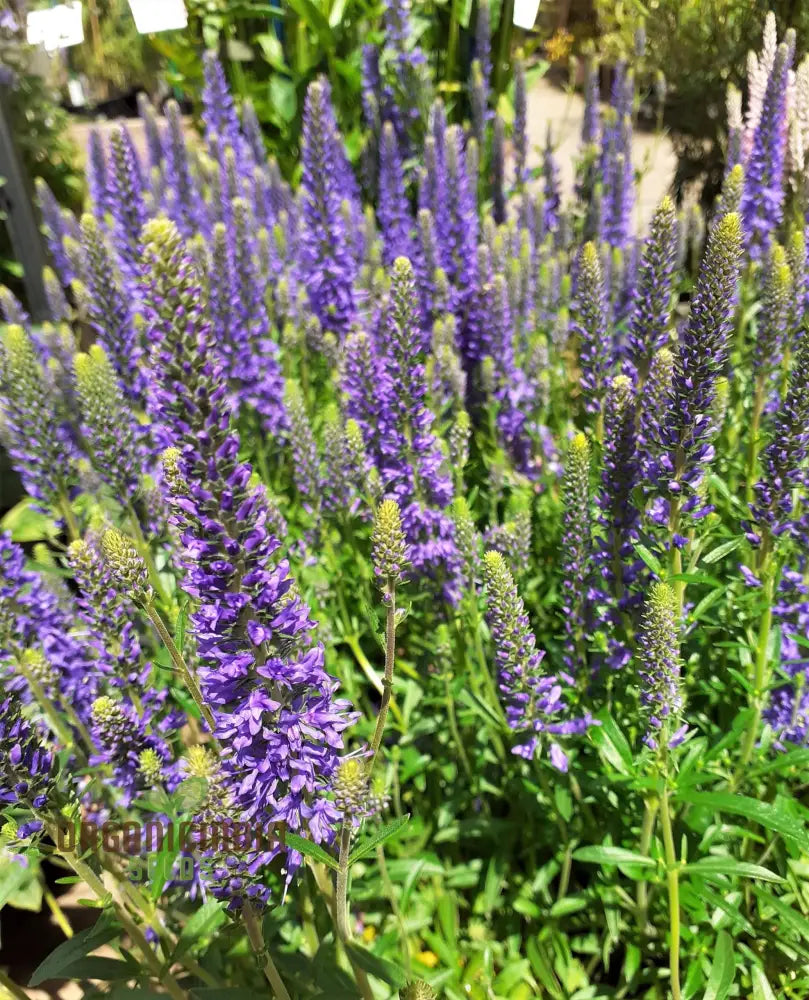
[0,87,50,321]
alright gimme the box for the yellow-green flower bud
[372,500,408,586]
[101,529,152,604]
[399,982,437,1000]
[138,748,163,785]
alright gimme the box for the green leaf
[702,537,744,564]
[708,473,748,511]
[174,900,226,961]
[751,966,777,1000]
[344,943,406,988]
[175,777,209,814]
[684,856,784,883]
[751,886,809,944]
[549,895,588,917]
[30,916,120,986]
[349,815,410,865]
[328,0,348,27]
[0,497,58,543]
[150,842,180,902]
[283,0,333,48]
[285,832,340,872]
[269,75,297,124]
[255,32,286,70]
[635,543,663,576]
[676,790,809,850]
[703,930,735,1000]
[0,859,32,909]
[572,846,656,867]
[589,710,634,775]
[55,957,132,982]
[192,991,268,999]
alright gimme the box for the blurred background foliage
[5,0,809,238]
[590,0,809,200]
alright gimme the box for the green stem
[369,579,397,770]
[144,601,216,733]
[300,880,321,956]
[471,599,505,721]
[17,656,78,753]
[0,969,30,1000]
[331,825,375,1000]
[536,765,571,900]
[668,499,685,616]
[446,0,460,82]
[376,844,411,976]
[335,819,353,944]
[444,671,473,780]
[242,901,292,1000]
[127,503,172,610]
[746,378,765,505]
[659,787,681,1000]
[736,545,775,780]
[53,834,188,1000]
[495,0,515,96]
[636,797,659,935]
[43,884,74,939]
[59,493,80,542]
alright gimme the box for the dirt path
[526,76,676,230]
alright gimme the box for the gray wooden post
[0,87,50,320]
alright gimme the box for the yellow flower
[546,28,574,64]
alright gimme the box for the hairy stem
[335,819,353,944]
[127,502,172,610]
[144,601,216,733]
[242,901,292,1000]
[369,578,397,770]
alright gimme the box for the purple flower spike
[483,550,593,766]
[637,583,686,751]
[299,78,359,337]
[651,213,743,508]
[740,36,795,260]
[626,196,677,386]
[140,219,356,899]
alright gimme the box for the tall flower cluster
[354,257,461,597]
[0,533,95,724]
[575,243,610,416]
[593,376,642,670]
[636,582,687,751]
[0,324,79,521]
[299,78,359,336]
[599,64,634,251]
[651,213,743,511]
[626,196,677,386]
[483,551,592,770]
[739,29,795,259]
[0,695,53,813]
[139,219,356,890]
[560,433,592,676]
[752,327,809,534]
[90,695,175,805]
[753,243,791,378]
